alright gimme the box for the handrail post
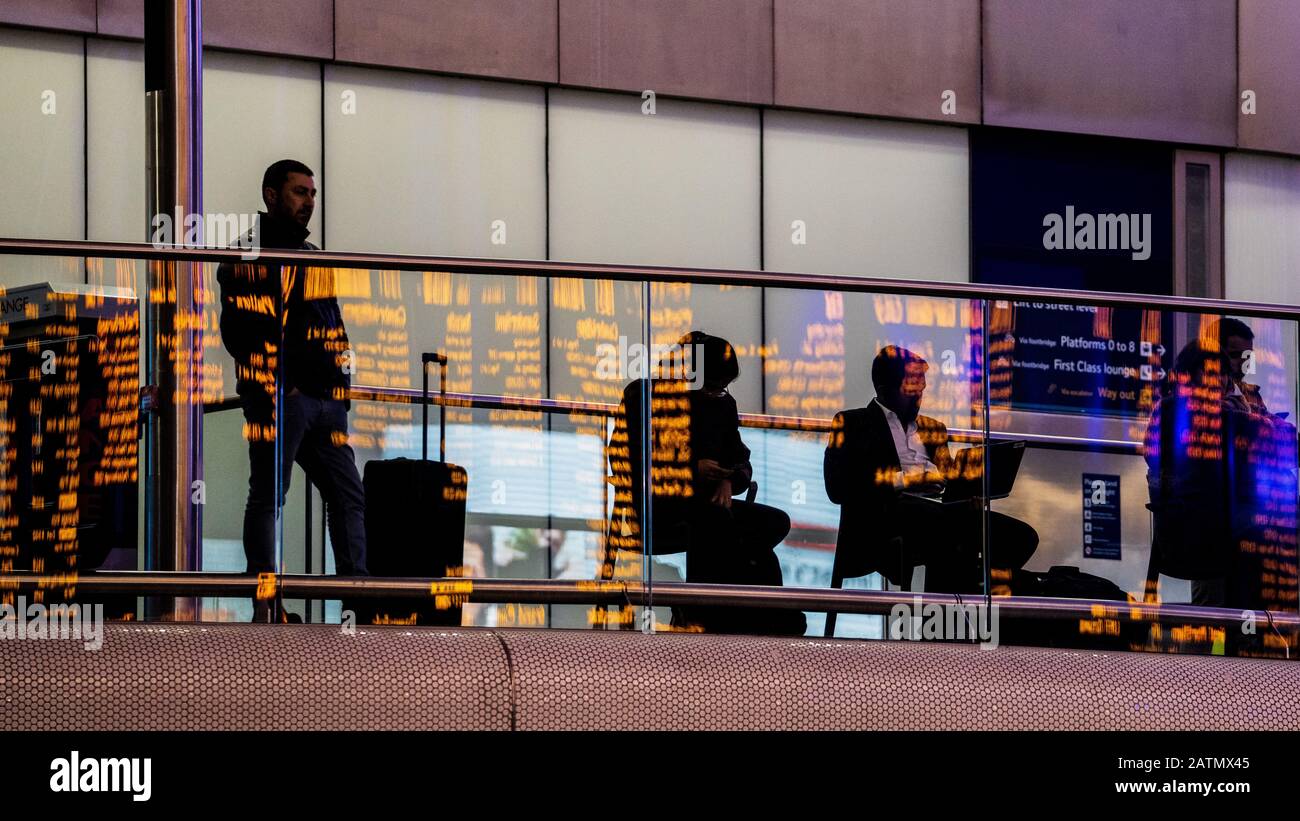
[144,0,204,621]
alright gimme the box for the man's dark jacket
[215,213,350,410]
[823,401,953,578]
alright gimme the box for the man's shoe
[251,599,303,623]
[251,600,274,623]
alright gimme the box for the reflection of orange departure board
[766,292,979,430]
[336,271,548,457]
[767,290,843,419]
[552,279,636,567]
[605,377,693,565]
[192,262,225,405]
[0,282,139,607]
[341,269,405,452]
[338,270,409,452]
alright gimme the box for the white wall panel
[763,110,969,282]
[323,64,546,258]
[0,27,85,287]
[87,39,145,242]
[1226,153,1300,305]
[203,51,322,241]
[549,89,761,270]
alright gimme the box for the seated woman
[610,331,805,635]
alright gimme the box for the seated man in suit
[823,346,1037,593]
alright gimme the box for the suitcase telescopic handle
[421,352,448,462]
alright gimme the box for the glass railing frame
[4,238,1299,650]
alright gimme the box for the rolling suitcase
[349,352,468,626]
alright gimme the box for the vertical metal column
[144,0,204,620]
[980,300,992,605]
[639,280,653,631]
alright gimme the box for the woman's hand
[698,458,733,481]
[710,478,734,509]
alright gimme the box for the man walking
[216,159,367,622]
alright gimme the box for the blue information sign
[1082,473,1121,561]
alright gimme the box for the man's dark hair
[1209,317,1254,345]
[261,159,314,199]
[1171,339,1228,389]
[871,345,927,394]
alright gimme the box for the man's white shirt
[874,398,938,490]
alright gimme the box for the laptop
[904,440,1026,506]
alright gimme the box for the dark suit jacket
[823,401,953,578]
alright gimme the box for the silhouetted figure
[824,346,1037,593]
[1211,317,1271,415]
[216,159,367,622]
[611,332,805,635]
[1145,334,1297,613]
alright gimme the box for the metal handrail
[202,383,1143,456]
[345,383,1141,451]
[5,236,1300,320]
[7,571,1298,630]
